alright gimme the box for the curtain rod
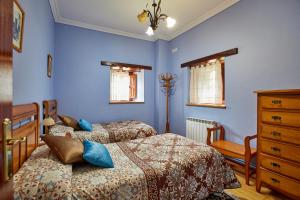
[101,61,152,70]
[181,48,238,68]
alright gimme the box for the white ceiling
[49,0,239,41]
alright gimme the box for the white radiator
[186,117,217,144]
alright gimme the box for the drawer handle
[271,178,280,184]
[271,131,281,137]
[271,147,281,153]
[271,116,282,121]
[271,100,282,105]
[271,162,281,168]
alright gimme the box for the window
[110,68,144,103]
[188,58,225,108]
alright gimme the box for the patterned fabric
[72,124,110,143]
[101,120,157,142]
[49,120,157,144]
[71,133,240,200]
[49,123,74,136]
[14,145,72,200]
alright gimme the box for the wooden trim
[129,72,137,100]
[186,103,226,109]
[207,126,225,145]
[255,89,300,95]
[12,103,39,175]
[221,61,225,102]
[109,101,144,104]
[101,61,152,70]
[181,48,238,68]
[0,0,13,192]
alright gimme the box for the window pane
[189,60,223,105]
[110,69,144,102]
[110,71,130,101]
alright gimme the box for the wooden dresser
[256,89,300,199]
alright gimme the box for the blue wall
[54,24,156,126]
[168,0,300,143]
[13,0,55,120]
[154,40,171,133]
[12,0,300,142]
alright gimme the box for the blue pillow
[79,119,93,132]
[83,140,114,168]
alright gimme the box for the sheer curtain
[189,60,223,104]
[110,70,130,101]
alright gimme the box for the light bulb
[166,17,176,28]
[146,26,154,36]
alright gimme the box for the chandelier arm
[153,2,158,23]
[155,0,162,17]
[147,10,154,25]
[159,14,168,20]
[157,0,162,11]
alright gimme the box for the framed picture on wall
[13,0,25,52]
[47,54,53,78]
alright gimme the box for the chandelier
[137,0,176,36]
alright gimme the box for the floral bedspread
[14,145,73,200]
[101,120,157,143]
[72,133,240,199]
[49,123,74,136]
[14,133,239,200]
[49,120,157,143]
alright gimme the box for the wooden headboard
[43,99,58,134]
[12,103,39,174]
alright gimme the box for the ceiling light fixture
[138,0,176,36]
[146,27,154,36]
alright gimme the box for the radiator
[186,117,217,144]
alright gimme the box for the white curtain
[189,60,223,104]
[110,70,130,101]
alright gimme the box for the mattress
[14,133,240,200]
[49,120,157,143]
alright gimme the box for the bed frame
[11,103,39,175]
[43,99,58,134]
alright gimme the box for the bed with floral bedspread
[14,133,240,200]
[49,120,157,143]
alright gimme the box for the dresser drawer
[260,139,300,162]
[261,124,300,145]
[260,96,300,110]
[261,111,300,127]
[260,168,300,198]
[260,154,300,180]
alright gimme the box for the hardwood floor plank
[225,172,291,200]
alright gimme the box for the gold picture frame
[47,54,52,78]
[13,0,25,52]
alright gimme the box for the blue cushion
[79,119,93,132]
[83,140,114,168]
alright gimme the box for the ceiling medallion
[137,0,176,36]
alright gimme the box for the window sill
[186,103,226,109]
[110,101,144,104]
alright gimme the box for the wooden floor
[225,172,292,200]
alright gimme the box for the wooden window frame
[129,72,137,101]
[103,61,149,104]
[101,61,152,70]
[183,48,238,109]
[109,101,144,104]
[186,59,226,109]
[109,69,144,104]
